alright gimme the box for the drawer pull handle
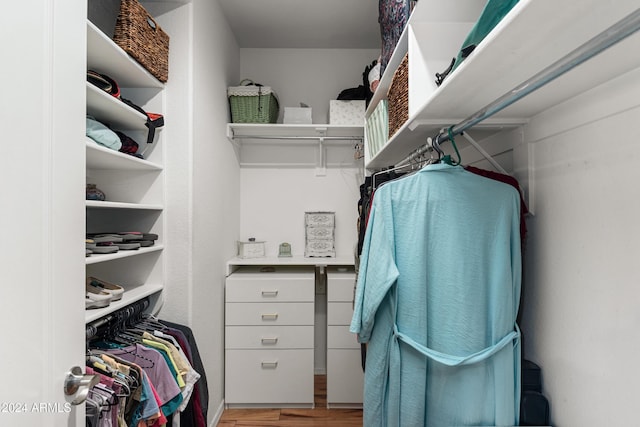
[261,290,279,297]
[261,313,278,320]
[261,361,278,369]
[261,337,278,345]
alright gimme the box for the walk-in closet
[2,0,640,426]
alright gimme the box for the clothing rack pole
[85,297,150,340]
[231,135,363,141]
[400,8,640,164]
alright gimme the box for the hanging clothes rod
[86,297,150,340]
[232,135,363,141]
[399,7,640,166]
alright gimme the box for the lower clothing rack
[86,297,150,341]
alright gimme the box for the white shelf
[86,139,163,171]
[87,20,164,89]
[227,123,364,142]
[226,256,355,276]
[86,245,164,265]
[84,8,167,328]
[365,0,640,169]
[86,83,150,131]
[85,282,164,323]
[86,200,163,210]
[228,124,364,171]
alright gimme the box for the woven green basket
[228,80,279,123]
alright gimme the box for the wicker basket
[228,80,279,123]
[113,0,170,83]
[387,53,409,139]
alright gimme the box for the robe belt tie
[392,323,520,366]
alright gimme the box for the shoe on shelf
[87,277,125,301]
[117,231,144,241]
[85,284,113,309]
[115,242,141,250]
[86,241,119,254]
[89,234,124,243]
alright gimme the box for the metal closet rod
[402,7,640,165]
[233,135,363,141]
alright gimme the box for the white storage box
[329,100,366,126]
[237,239,265,258]
[284,107,312,124]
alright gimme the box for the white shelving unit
[85,20,166,322]
[227,123,364,172]
[366,0,640,169]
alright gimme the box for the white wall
[240,48,380,124]
[240,167,363,257]
[151,0,241,424]
[520,66,640,426]
[190,0,241,423]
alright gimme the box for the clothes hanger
[432,127,463,166]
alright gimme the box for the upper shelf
[86,20,164,89]
[227,123,364,143]
[227,124,364,170]
[366,0,640,169]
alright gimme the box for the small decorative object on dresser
[304,212,336,257]
[278,242,292,257]
[237,238,266,258]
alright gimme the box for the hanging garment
[351,163,522,427]
[159,320,209,427]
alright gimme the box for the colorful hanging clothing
[351,163,522,426]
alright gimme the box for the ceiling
[217,0,381,49]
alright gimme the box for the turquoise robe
[350,164,521,426]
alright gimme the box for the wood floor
[217,375,363,426]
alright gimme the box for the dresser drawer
[225,349,314,405]
[327,267,355,302]
[226,325,314,349]
[226,267,315,302]
[305,226,334,240]
[226,302,315,326]
[305,212,335,227]
[327,325,359,349]
[327,349,364,406]
[327,301,354,325]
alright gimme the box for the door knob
[64,366,100,405]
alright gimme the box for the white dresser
[225,266,316,407]
[326,267,364,407]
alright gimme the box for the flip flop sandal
[118,232,143,240]
[142,233,158,241]
[138,240,155,247]
[90,234,124,243]
[87,277,124,301]
[88,244,119,254]
[115,242,141,250]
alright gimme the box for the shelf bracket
[315,128,327,176]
